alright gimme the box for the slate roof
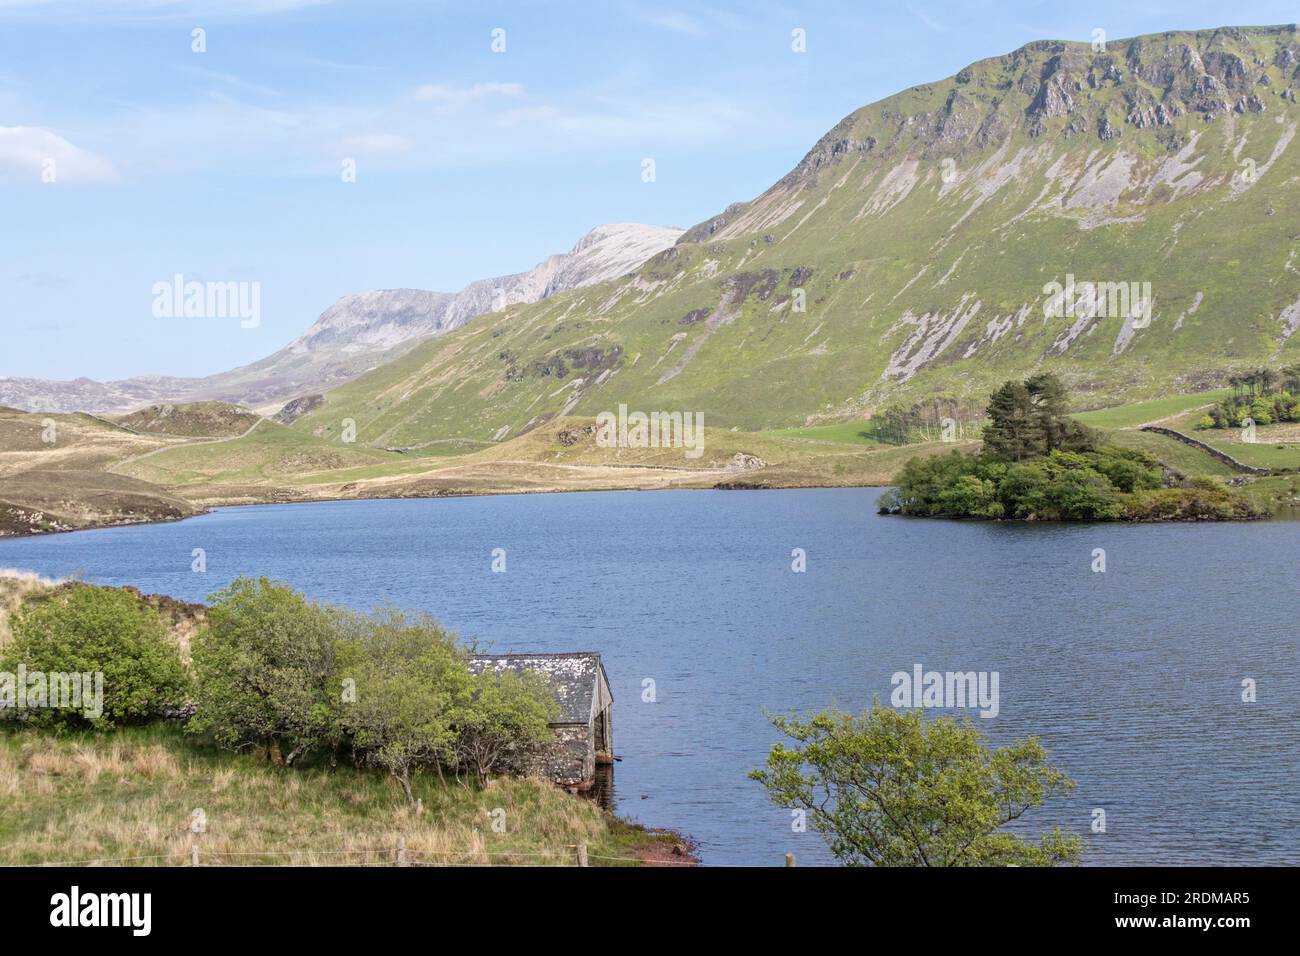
[468,652,610,725]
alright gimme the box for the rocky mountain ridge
[1,223,682,413]
[286,25,1300,447]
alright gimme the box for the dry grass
[0,725,663,867]
[0,569,63,649]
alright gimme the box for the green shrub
[1,585,189,729]
[188,577,341,766]
[189,579,558,790]
[751,706,1081,866]
[447,667,557,785]
[334,608,472,801]
[887,447,1146,520]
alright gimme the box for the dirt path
[109,417,267,471]
[1136,403,1217,429]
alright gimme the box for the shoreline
[3,473,1295,542]
[0,477,893,541]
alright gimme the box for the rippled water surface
[1,488,1296,866]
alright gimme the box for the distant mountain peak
[0,221,682,413]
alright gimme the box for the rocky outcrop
[728,452,768,470]
[274,393,324,425]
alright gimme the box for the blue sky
[3,0,1297,381]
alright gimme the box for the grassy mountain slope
[292,25,1300,449]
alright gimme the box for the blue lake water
[1,488,1296,866]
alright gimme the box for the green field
[1104,429,1239,478]
[1072,390,1230,430]
[1158,411,1300,471]
[762,422,880,445]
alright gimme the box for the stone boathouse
[468,652,613,789]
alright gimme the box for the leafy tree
[188,578,340,766]
[1249,397,1274,426]
[937,473,1004,518]
[751,706,1081,867]
[335,609,471,802]
[998,459,1055,517]
[1,584,189,729]
[1281,363,1300,396]
[448,668,557,785]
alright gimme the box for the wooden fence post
[190,844,199,867]
[397,838,407,866]
[784,852,796,867]
[577,843,589,867]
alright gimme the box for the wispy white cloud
[23,76,770,181]
[0,125,116,183]
[340,131,410,155]
[412,82,526,108]
[182,66,282,99]
[643,11,707,36]
[908,5,945,33]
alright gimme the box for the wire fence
[12,841,700,868]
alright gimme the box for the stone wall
[1139,426,1276,475]
[502,724,595,789]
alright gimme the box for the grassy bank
[0,573,692,867]
[0,724,683,867]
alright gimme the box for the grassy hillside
[0,408,176,474]
[0,408,201,536]
[11,24,1300,531]
[290,26,1300,450]
[1105,429,1239,477]
[114,401,261,439]
[117,420,405,489]
[1071,389,1230,429]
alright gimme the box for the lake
[1,488,1296,866]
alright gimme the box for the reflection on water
[585,762,615,812]
[0,488,1296,866]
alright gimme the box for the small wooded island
[877,373,1269,521]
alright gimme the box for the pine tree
[982,380,1037,460]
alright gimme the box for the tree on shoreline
[751,706,1082,867]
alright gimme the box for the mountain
[0,223,683,414]
[288,25,1300,448]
